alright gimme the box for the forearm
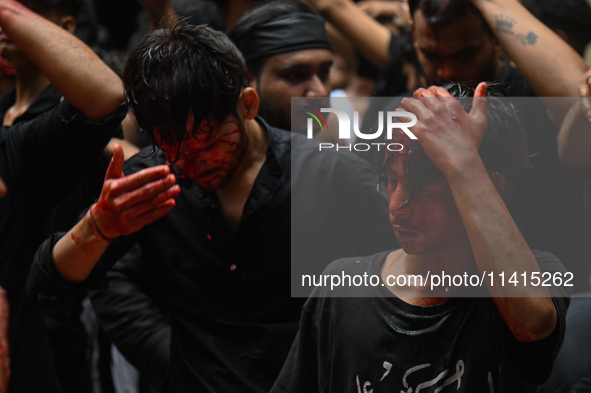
[302,0,392,69]
[0,0,124,120]
[558,100,591,176]
[445,158,557,341]
[52,209,111,282]
[474,0,587,96]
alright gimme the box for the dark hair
[408,0,488,30]
[384,82,531,190]
[123,23,248,158]
[228,0,316,78]
[523,0,591,55]
[21,0,81,17]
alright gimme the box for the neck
[14,65,50,107]
[230,117,268,181]
[3,65,50,126]
[382,245,476,306]
[214,118,268,231]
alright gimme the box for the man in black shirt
[29,23,392,393]
[0,0,127,391]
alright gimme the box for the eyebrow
[278,60,334,73]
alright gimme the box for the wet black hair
[123,23,248,159]
[384,82,531,190]
[408,0,490,33]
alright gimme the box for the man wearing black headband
[229,1,334,131]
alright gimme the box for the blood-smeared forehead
[386,131,418,168]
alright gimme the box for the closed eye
[380,171,398,187]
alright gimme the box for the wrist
[440,150,484,182]
[88,205,115,243]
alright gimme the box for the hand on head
[400,82,488,175]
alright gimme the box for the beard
[257,92,292,131]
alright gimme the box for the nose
[388,181,411,219]
[304,75,329,98]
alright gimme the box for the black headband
[235,12,332,63]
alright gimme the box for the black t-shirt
[30,119,394,393]
[272,250,569,393]
[0,101,125,393]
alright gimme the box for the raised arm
[469,0,588,121]
[0,0,124,120]
[300,0,392,69]
[557,69,591,179]
[402,84,557,342]
[50,145,180,283]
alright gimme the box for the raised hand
[357,0,411,27]
[400,82,488,176]
[89,144,180,241]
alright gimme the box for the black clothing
[0,101,125,393]
[31,120,394,393]
[272,250,569,393]
[540,296,591,393]
[0,84,61,123]
[90,244,171,391]
[0,83,107,393]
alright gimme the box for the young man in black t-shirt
[271,82,569,393]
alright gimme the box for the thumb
[470,82,488,125]
[104,144,125,180]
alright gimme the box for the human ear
[59,16,76,34]
[238,87,260,120]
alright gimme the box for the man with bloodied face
[29,22,393,392]
[271,82,569,393]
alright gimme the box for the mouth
[391,223,420,238]
[194,168,225,185]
